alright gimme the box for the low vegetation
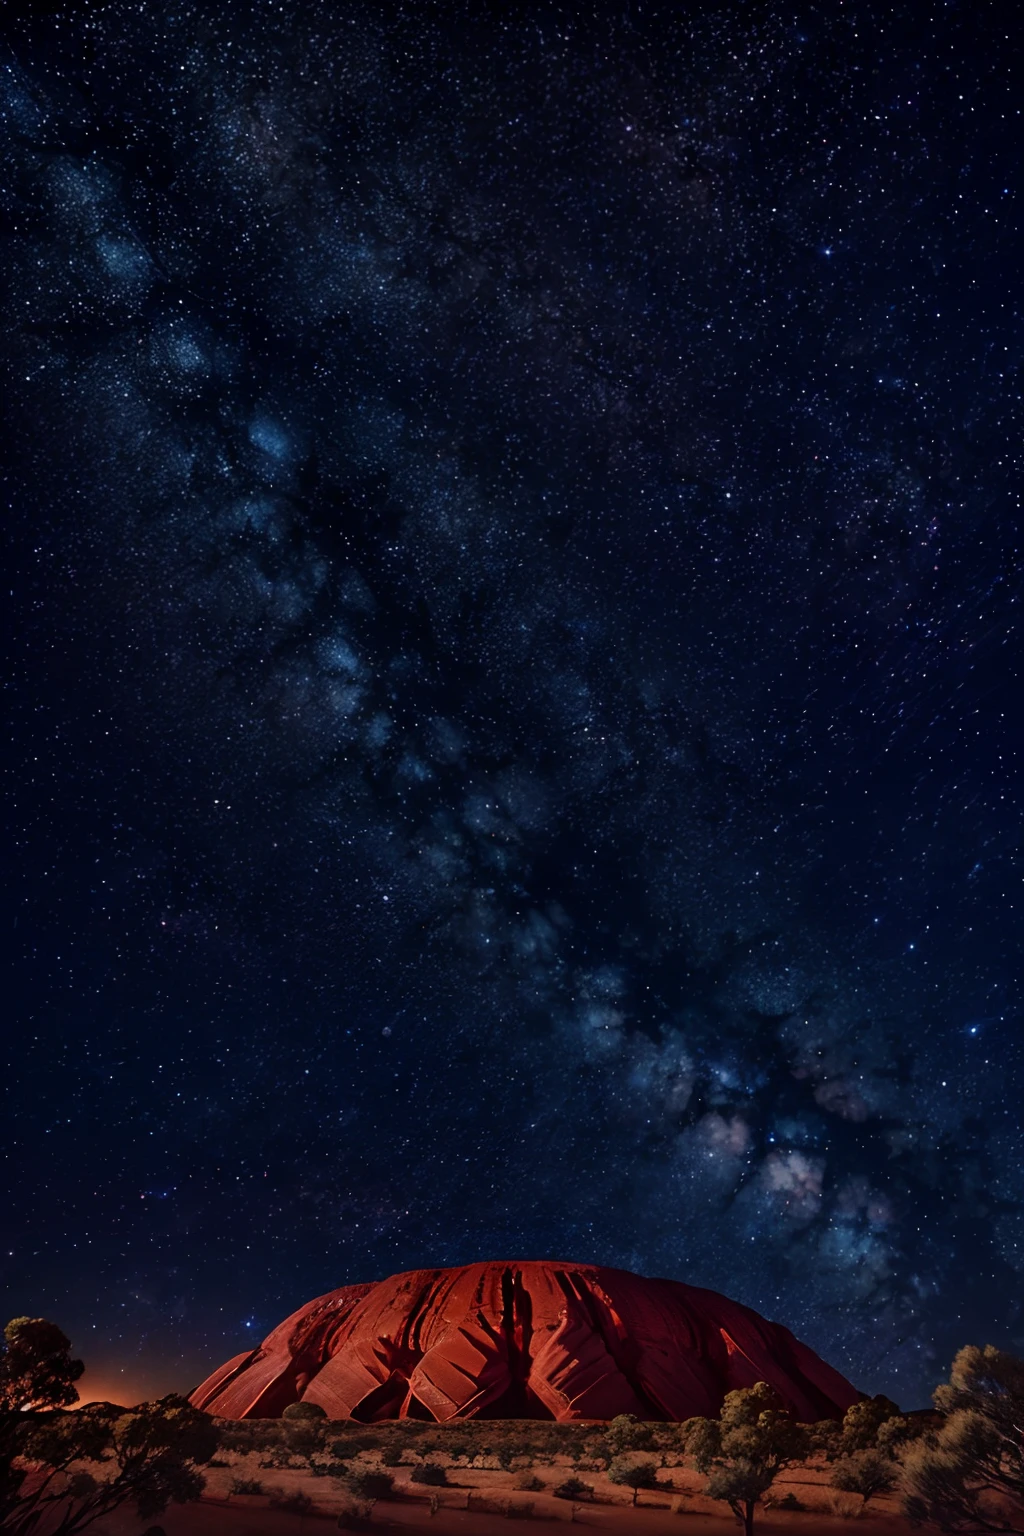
[0,1318,216,1536]
[409,1460,447,1485]
[5,1311,1024,1532]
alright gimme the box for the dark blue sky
[2,0,1022,1410]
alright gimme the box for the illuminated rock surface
[190,1260,861,1422]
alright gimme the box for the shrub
[827,1489,864,1518]
[259,1445,294,1468]
[347,1468,395,1501]
[410,1461,447,1485]
[830,1449,897,1507]
[515,1471,545,1490]
[229,1476,266,1495]
[218,1424,258,1453]
[553,1476,592,1500]
[380,1444,403,1466]
[768,1491,805,1511]
[282,1401,328,1421]
[837,1395,900,1454]
[497,1438,527,1469]
[268,1488,316,1515]
[605,1413,655,1456]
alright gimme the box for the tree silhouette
[1,1314,215,1536]
[6,1395,216,1536]
[2,1317,83,1531]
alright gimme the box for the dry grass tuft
[827,1488,866,1518]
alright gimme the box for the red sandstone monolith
[190,1260,860,1422]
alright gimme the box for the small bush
[770,1491,805,1511]
[347,1469,395,1501]
[329,1431,381,1454]
[411,1461,448,1485]
[268,1488,316,1515]
[380,1444,403,1466]
[515,1471,545,1490]
[827,1489,865,1518]
[218,1426,257,1453]
[229,1476,265,1495]
[497,1439,527,1470]
[282,1401,328,1421]
[554,1476,592,1500]
[605,1413,655,1456]
[830,1449,898,1506]
[320,1459,351,1479]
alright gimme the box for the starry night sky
[2,1,1023,1412]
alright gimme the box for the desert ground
[88,1423,923,1536]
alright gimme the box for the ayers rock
[190,1261,861,1423]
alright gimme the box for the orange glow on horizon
[73,1361,186,1410]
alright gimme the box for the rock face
[190,1260,861,1423]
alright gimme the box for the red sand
[88,1456,920,1536]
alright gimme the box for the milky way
[2,3,1023,1408]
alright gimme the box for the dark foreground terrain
[88,1419,922,1536]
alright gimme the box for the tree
[681,1382,810,1536]
[0,1320,84,1416]
[1,1318,85,1531]
[876,1413,928,1456]
[607,1455,661,1505]
[837,1395,902,1455]
[830,1449,897,1508]
[604,1413,654,1456]
[810,1395,905,1464]
[903,1345,1024,1533]
[6,1394,217,1536]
